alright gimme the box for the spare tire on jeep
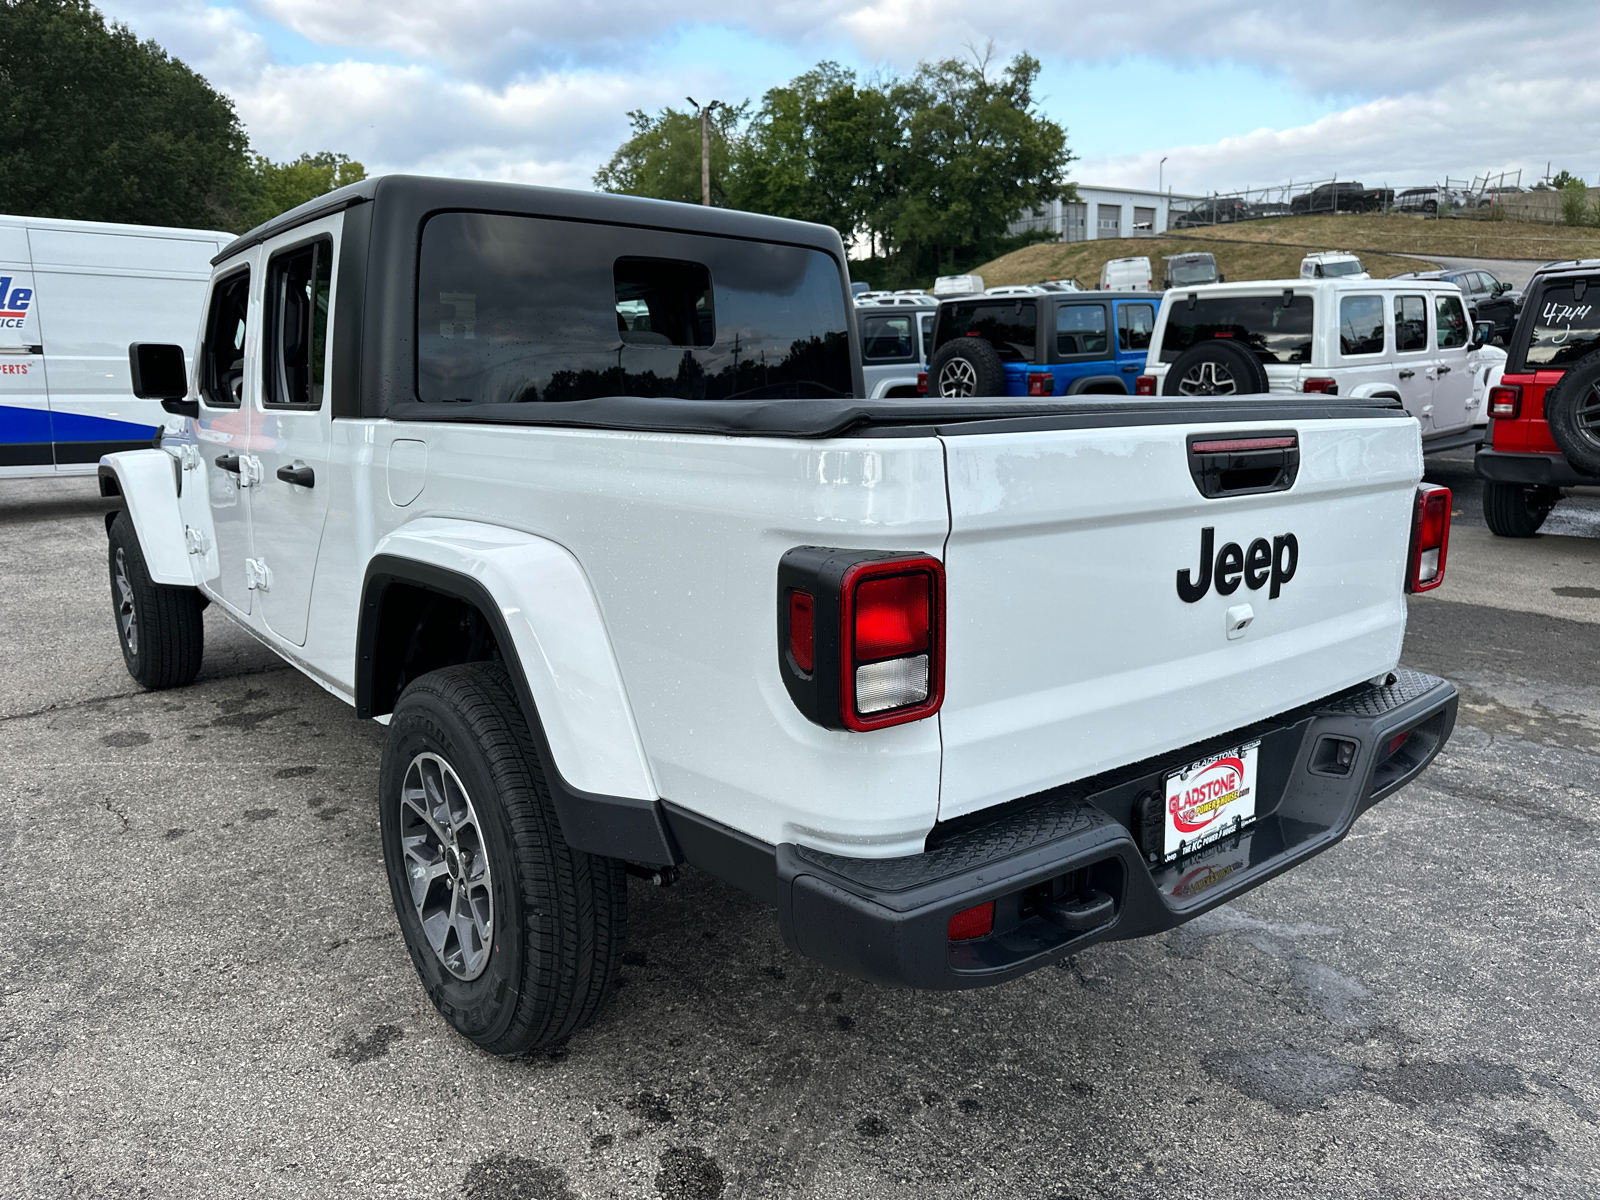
[1541,349,1600,476]
[930,337,1007,397]
[1162,340,1270,397]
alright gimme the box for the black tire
[1482,480,1559,538]
[1541,350,1600,476]
[379,662,627,1055]
[1162,340,1270,396]
[929,337,1007,397]
[107,510,205,689]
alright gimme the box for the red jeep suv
[1475,261,1600,536]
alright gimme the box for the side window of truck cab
[201,269,250,408]
[1055,302,1109,359]
[263,238,332,409]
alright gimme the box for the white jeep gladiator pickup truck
[102,176,1458,1055]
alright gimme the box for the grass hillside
[968,212,1600,290]
[968,235,1436,290]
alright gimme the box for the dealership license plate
[1162,740,1260,862]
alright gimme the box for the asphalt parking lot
[2,468,1597,1200]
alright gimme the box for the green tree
[727,63,899,250]
[0,0,250,228]
[882,49,1074,281]
[244,151,366,230]
[593,103,747,206]
[1559,178,1592,227]
[1550,170,1584,189]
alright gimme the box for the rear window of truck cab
[1160,293,1314,364]
[933,301,1037,361]
[1515,279,1600,372]
[417,212,853,403]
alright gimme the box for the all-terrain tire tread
[1481,479,1553,538]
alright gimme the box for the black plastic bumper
[1475,447,1597,487]
[668,670,1457,990]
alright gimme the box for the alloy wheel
[939,358,978,397]
[1176,361,1240,396]
[114,547,138,656]
[1577,382,1600,448]
[399,752,495,980]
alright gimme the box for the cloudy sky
[100,0,1598,199]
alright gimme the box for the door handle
[1398,369,1415,380]
[276,462,315,488]
[1437,365,1451,375]
[1121,364,1139,371]
[215,453,241,473]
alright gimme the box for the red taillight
[1385,731,1411,757]
[788,591,814,673]
[1134,375,1156,396]
[1303,377,1339,394]
[916,371,928,396]
[853,574,930,659]
[1407,484,1452,593]
[1027,371,1053,397]
[947,901,994,941]
[840,558,944,731]
[1489,384,1521,418]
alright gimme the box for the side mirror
[129,343,197,417]
[1218,273,1226,282]
[1162,278,1171,289]
[1471,320,1494,349]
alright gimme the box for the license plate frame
[1162,739,1260,863]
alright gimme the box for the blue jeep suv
[925,291,1156,397]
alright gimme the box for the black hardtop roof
[213,173,846,266]
[935,289,1154,308]
[1528,259,1600,285]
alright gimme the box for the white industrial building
[1010,185,1202,242]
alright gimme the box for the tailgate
[937,411,1421,821]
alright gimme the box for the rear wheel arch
[1064,374,1129,396]
[357,553,679,866]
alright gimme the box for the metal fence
[1166,170,1530,228]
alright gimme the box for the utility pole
[686,96,721,206]
[1159,156,1167,195]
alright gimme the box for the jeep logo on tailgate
[1177,527,1298,602]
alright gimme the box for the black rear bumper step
[1475,447,1597,487]
[665,670,1457,990]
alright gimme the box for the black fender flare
[358,555,681,866]
[1064,374,1130,396]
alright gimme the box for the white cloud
[1081,74,1600,195]
[90,1,1600,204]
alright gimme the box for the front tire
[379,663,627,1055]
[1482,480,1559,538]
[107,510,204,689]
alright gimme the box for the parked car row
[906,273,1502,455]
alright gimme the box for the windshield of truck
[1518,280,1600,370]
[1167,260,1217,286]
[1159,294,1315,364]
[1317,259,1365,278]
[417,212,853,403]
[933,301,1036,361]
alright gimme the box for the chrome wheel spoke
[114,548,138,655]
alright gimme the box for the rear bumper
[1475,447,1597,487]
[668,670,1456,989]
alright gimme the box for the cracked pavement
[1,469,1597,1199]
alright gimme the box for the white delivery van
[1,214,231,478]
[1100,257,1152,291]
[1300,251,1368,280]
[932,274,984,297]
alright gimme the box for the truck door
[1390,293,1435,431]
[1431,292,1473,433]
[246,223,337,647]
[1115,300,1156,383]
[193,265,256,616]
[1052,300,1111,392]
[0,224,47,474]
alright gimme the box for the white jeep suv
[1137,277,1502,451]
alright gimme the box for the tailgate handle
[1186,431,1299,498]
